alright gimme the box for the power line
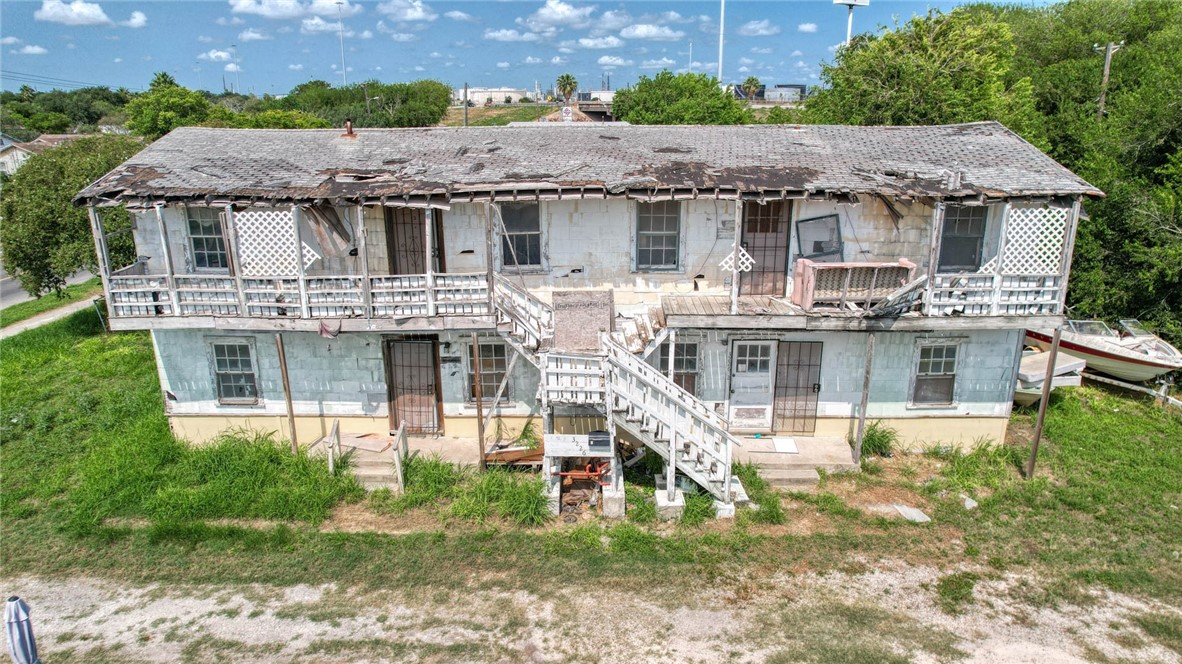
[2,69,142,91]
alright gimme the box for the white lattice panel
[235,209,298,276]
[719,243,755,272]
[1001,206,1068,275]
[301,241,321,269]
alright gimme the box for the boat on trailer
[1026,320,1182,383]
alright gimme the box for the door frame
[772,340,824,435]
[739,200,792,297]
[727,339,778,432]
[383,335,445,434]
[384,208,446,275]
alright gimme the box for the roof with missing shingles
[74,121,1101,207]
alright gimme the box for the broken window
[500,203,542,269]
[187,207,228,271]
[468,342,510,401]
[210,340,259,404]
[937,205,987,273]
[795,214,843,262]
[912,343,958,405]
[656,341,699,395]
[636,201,681,270]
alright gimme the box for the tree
[149,71,178,90]
[27,111,72,133]
[612,71,753,125]
[0,135,143,296]
[804,8,1045,148]
[556,74,577,105]
[124,84,211,139]
[742,76,761,101]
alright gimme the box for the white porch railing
[491,273,553,350]
[541,352,606,405]
[927,273,1063,316]
[792,258,917,312]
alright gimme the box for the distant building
[576,90,615,103]
[733,85,766,101]
[0,133,31,176]
[765,85,808,104]
[453,87,530,106]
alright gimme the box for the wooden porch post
[223,204,247,317]
[291,206,310,318]
[484,203,496,310]
[1026,327,1061,479]
[355,205,372,318]
[666,329,677,382]
[729,200,744,315]
[923,202,946,314]
[87,206,114,308]
[471,333,487,470]
[853,332,876,464]
[153,204,180,315]
[990,203,1011,316]
[425,208,437,317]
[1056,198,1083,314]
[275,332,299,454]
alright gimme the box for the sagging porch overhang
[107,314,498,333]
[662,312,1065,332]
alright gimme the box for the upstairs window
[636,201,681,270]
[938,205,987,273]
[912,342,958,405]
[500,203,542,269]
[656,341,699,395]
[188,207,229,271]
[468,342,510,401]
[210,340,259,404]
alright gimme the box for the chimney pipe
[343,118,355,137]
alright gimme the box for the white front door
[729,341,776,430]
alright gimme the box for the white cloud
[307,0,362,17]
[550,55,567,64]
[739,57,754,66]
[827,42,843,53]
[524,56,542,64]
[288,63,304,70]
[429,51,442,58]
[216,16,244,26]
[444,10,475,22]
[113,57,122,62]
[797,22,817,33]
[239,27,269,40]
[597,55,632,67]
[34,0,110,26]
[738,19,780,37]
[517,0,594,35]
[484,28,538,42]
[659,10,691,23]
[0,37,21,45]
[790,49,802,57]
[228,0,305,20]
[376,0,436,22]
[359,30,372,38]
[388,32,417,42]
[122,10,147,28]
[751,46,772,54]
[596,10,632,31]
[13,44,49,55]
[197,34,214,43]
[640,57,675,69]
[579,35,622,49]
[795,60,809,69]
[224,62,242,72]
[496,61,510,69]
[620,24,683,41]
[198,48,232,61]
[738,66,749,73]
[301,16,353,36]
[414,65,425,71]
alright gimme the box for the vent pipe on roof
[342,119,355,138]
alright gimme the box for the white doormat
[772,437,798,454]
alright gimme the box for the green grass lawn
[0,277,102,327]
[2,309,1180,610]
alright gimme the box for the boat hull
[1025,330,1182,382]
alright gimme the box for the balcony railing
[106,268,490,320]
[927,273,1063,316]
[791,259,917,312]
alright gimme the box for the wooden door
[385,208,444,275]
[740,201,791,296]
[729,341,776,430]
[773,341,823,434]
[385,337,442,434]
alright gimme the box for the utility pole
[463,83,469,127]
[230,44,241,93]
[336,1,349,87]
[717,0,725,83]
[834,0,869,47]
[1094,41,1123,120]
[688,39,693,71]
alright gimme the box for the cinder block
[713,500,736,519]
[601,487,626,519]
[655,488,685,520]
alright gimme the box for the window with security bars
[937,206,987,272]
[211,342,258,404]
[636,201,680,270]
[188,207,229,271]
[912,343,958,404]
[500,203,542,269]
[468,342,509,401]
[656,341,699,395]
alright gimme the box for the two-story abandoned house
[75,122,1100,515]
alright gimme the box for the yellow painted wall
[810,416,1009,450]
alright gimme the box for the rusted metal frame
[425,208,437,317]
[923,202,946,315]
[275,332,299,454]
[991,202,1011,316]
[87,206,115,312]
[153,205,180,316]
[291,206,311,318]
[354,205,372,319]
[1056,198,1083,315]
[729,200,744,315]
[222,204,247,317]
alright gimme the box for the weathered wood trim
[853,332,876,463]
[222,204,247,315]
[923,202,946,314]
[87,206,114,310]
[730,200,743,315]
[154,204,180,315]
[484,203,495,309]
[663,313,1064,332]
[1057,198,1083,311]
[425,208,437,317]
[275,332,298,452]
[991,202,1011,316]
[107,314,498,332]
[291,206,310,318]
[355,205,372,319]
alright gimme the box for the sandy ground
[4,563,1179,663]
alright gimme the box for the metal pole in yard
[472,333,487,471]
[1026,327,1061,479]
[463,83,469,127]
[276,333,298,454]
[853,332,876,463]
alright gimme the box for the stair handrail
[603,335,732,432]
[491,272,554,348]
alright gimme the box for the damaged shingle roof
[74,121,1101,208]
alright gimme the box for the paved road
[0,298,98,340]
[0,271,96,308]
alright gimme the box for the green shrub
[733,461,786,525]
[859,421,899,457]
[924,441,1020,494]
[495,475,549,527]
[626,486,657,525]
[681,492,715,526]
[443,468,548,527]
[395,455,464,510]
[936,572,979,614]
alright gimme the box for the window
[657,342,699,395]
[937,206,987,272]
[912,343,958,405]
[795,214,843,262]
[188,207,229,271]
[211,341,258,404]
[500,203,542,269]
[636,201,680,270]
[468,342,509,401]
[734,342,773,374]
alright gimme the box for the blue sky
[2,0,992,96]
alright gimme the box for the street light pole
[336,1,349,87]
[717,0,725,83]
